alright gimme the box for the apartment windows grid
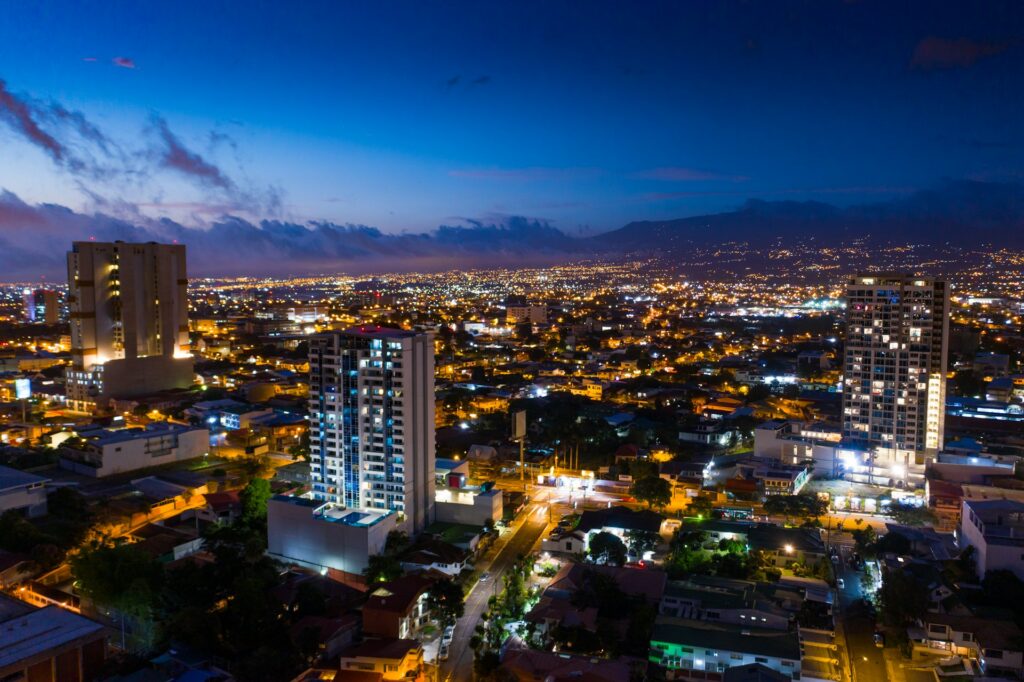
[841,273,949,483]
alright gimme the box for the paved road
[442,501,552,682]
[835,544,885,682]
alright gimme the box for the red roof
[203,490,241,511]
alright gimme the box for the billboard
[14,378,31,400]
[512,410,526,440]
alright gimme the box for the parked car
[439,643,450,661]
[836,578,845,590]
[873,632,885,648]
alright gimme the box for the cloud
[634,167,749,182]
[0,80,70,166]
[0,190,582,278]
[911,37,1012,70]
[112,56,136,69]
[449,166,601,181]
[151,116,235,191]
[81,57,98,62]
[442,74,490,91]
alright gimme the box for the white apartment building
[308,327,435,534]
[842,273,949,487]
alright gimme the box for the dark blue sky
[1,1,1022,234]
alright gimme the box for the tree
[851,526,877,555]
[71,542,163,615]
[288,431,310,461]
[427,579,465,628]
[877,569,929,627]
[363,553,403,583]
[240,478,272,525]
[889,503,937,527]
[625,530,660,558]
[687,495,714,519]
[588,531,627,566]
[384,530,410,554]
[630,476,671,509]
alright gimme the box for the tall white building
[309,327,435,533]
[65,241,193,412]
[842,273,949,486]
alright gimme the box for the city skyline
[2,4,1024,682]
[1,1,1024,277]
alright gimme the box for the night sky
[0,1,1022,271]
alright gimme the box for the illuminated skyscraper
[65,241,193,412]
[22,288,59,324]
[308,327,436,533]
[842,273,949,486]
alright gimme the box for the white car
[442,626,455,644]
[836,578,845,590]
[438,644,450,661]
[479,572,490,582]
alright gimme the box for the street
[441,498,553,682]
[834,543,886,682]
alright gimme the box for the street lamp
[784,544,794,554]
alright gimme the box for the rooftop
[0,598,105,669]
[651,616,801,661]
[0,465,49,493]
[576,505,664,534]
[339,637,421,661]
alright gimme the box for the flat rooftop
[0,599,105,669]
[81,421,198,446]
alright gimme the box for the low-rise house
[361,573,437,639]
[59,422,209,478]
[659,578,791,630]
[910,613,1024,678]
[0,593,107,682]
[959,498,1024,580]
[336,638,424,681]
[0,465,49,517]
[649,616,802,679]
[399,538,469,577]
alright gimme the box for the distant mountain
[589,180,1024,251]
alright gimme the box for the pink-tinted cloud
[634,167,749,182]
[911,37,1011,70]
[0,80,67,164]
[152,117,234,190]
[81,56,98,62]
[112,56,136,69]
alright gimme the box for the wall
[267,497,395,576]
[0,482,48,518]
[434,489,502,526]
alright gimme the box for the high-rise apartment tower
[308,327,435,533]
[65,241,192,412]
[842,273,949,485]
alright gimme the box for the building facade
[23,288,59,324]
[842,273,949,487]
[65,241,193,412]
[309,327,435,534]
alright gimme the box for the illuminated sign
[14,379,31,400]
